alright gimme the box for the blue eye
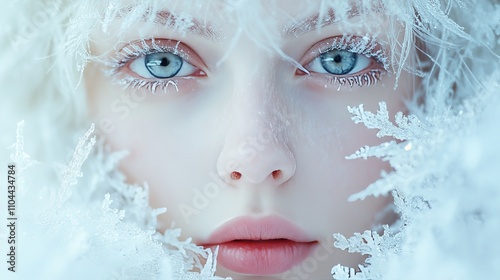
[129,51,198,79]
[307,49,371,76]
[320,50,357,75]
[144,52,183,78]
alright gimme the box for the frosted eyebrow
[117,8,221,42]
[281,8,360,39]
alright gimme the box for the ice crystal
[57,124,96,204]
[332,70,500,279]
[3,123,229,280]
[9,120,38,173]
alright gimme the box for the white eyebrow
[281,8,360,39]
[117,8,221,42]
[153,10,221,42]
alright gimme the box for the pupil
[333,55,342,63]
[160,57,170,67]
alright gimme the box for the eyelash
[106,35,389,94]
[106,38,205,94]
[298,35,389,89]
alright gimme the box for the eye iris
[320,50,357,75]
[144,52,183,78]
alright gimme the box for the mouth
[200,216,318,275]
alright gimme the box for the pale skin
[85,1,413,278]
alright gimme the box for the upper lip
[201,216,315,245]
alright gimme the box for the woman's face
[86,0,412,278]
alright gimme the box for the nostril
[271,170,282,180]
[230,171,242,180]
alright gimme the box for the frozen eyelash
[104,38,185,94]
[106,38,184,71]
[303,34,389,90]
[112,75,180,94]
[320,34,390,71]
[327,69,384,91]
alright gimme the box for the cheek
[98,106,219,230]
[289,127,393,237]
[85,67,219,221]
[283,75,407,235]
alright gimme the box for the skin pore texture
[85,1,413,278]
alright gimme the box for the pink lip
[201,216,317,275]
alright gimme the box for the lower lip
[213,239,317,275]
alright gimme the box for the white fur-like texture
[0,0,499,279]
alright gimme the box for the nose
[216,121,296,186]
[216,89,296,187]
[215,46,297,187]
